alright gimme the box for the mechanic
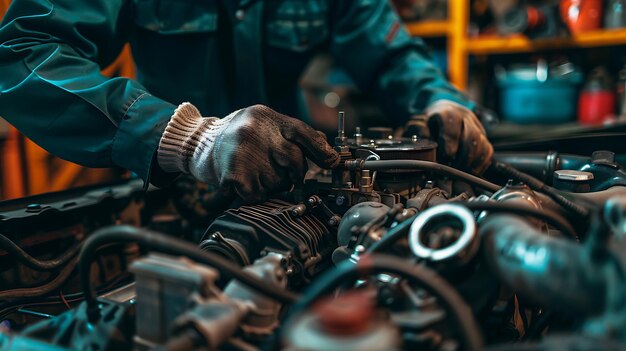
[0,0,493,203]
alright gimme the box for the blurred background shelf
[408,2,626,90]
[467,29,626,55]
[405,20,450,37]
[400,0,626,136]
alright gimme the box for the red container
[578,91,616,125]
[578,67,616,125]
[560,0,603,33]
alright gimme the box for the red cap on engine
[313,291,375,336]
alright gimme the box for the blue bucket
[497,65,583,124]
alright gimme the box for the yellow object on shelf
[405,20,450,37]
[467,29,626,55]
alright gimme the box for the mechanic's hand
[404,100,494,175]
[157,103,339,203]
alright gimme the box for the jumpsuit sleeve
[329,0,473,127]
[0,0,177,183]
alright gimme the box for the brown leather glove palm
[157,103,339,203]
[404,101,494,175]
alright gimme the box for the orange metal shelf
[405,20,450,37]
[467,29,626,55]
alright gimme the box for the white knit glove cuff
[426,100,472,114]
[157,102,233,179]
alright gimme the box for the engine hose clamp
[408,204,477,263]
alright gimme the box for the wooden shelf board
[405,20,450,37]
[467,28,626,55]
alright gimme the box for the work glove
[157,103,339,203]
[404,100,494,175]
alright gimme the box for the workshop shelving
[406,1,626,90]
[467,29,626,55]
[405,20,450,37]
[404,1,468,90]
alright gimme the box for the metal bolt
[338,112,345,138]
[336,196,347,206]
[26,204,41,210]
[328,215,341,226]
[354,126,363,145]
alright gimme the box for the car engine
[2,112,626,351]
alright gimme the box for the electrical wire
[0,257,79,300]
[79,226,298,322]
[59,291,71,310]
[349,160,501,192]
[0,233,81,271]
[493,161,590,218]
[283,254,483,351]
[0,272,132,320]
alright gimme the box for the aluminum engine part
[131,253,287,350]
[222,254,286,336]
[478,182,546,230]
[200,199,336,284]
[409,204,479,268]
[172,254,287,348]
[336,202,391,246]
[130,253,221,348]
[350,137,438,197]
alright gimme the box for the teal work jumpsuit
[0,0,472,185]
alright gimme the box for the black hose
[79,226,298,322]
[284,254,483,351]
[0,257,79,300]
[461,202,578,241]
[480,214,609,316]
[0,234,80,271]
[493,162,590,218]
[349,160,501,193]
[0,272,132,320]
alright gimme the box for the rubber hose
[79,226,298,321]
[493,162,590,217]
[480,214,609,315]
[356,160,501,193]
[0,257,78,300]
[0,234,80,271]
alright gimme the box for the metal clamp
[408,204,477,263]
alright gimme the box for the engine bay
[2,113,626,351]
